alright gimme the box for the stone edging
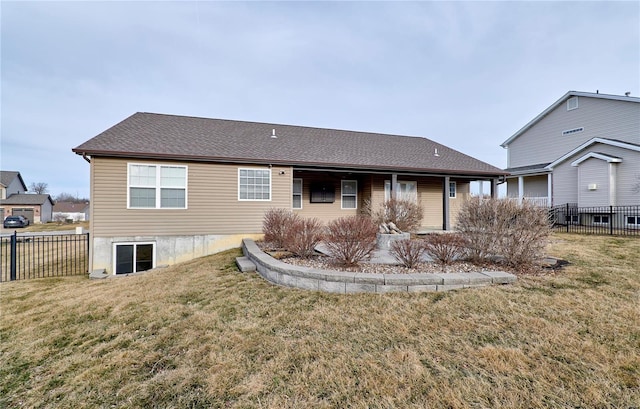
[241,239,517,294]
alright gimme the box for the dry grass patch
[1,233,639,408]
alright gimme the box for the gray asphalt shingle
[73,113,505,176]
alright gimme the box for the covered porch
[290,168,499,231]
[505,164,552,207]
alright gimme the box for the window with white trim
[593,214,609,225]
[114,242,154,275]
[384,180,417,201]
[567,96,579,111]
[449,181,457,198]
[238,168,271,201]
[569,215,580,224]
[341,180,357,209]
[128,164,187,209]
[626,215,640,228]
[293,178,303,209]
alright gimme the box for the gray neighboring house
[0,170,55,223]
[501,91,640,210]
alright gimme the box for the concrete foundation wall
[93,233,263,274]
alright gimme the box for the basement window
[626,215,640,229]
[593,215,609,225]
[114,242,155,275]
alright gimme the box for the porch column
[491,178,498,199]
[478,180,484,197]
[547,173,552,207]
[518,175,524,203]
[443,176,450,231]
[392,173,398,199]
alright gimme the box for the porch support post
[392,173,398,199]
[518,175,524,204]
[443,176,450,231]
[547,173,552,207]
[491,178,498,199]
[478,180,484,197]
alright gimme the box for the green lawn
[1,233,638,408]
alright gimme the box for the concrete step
[236,256,256,273]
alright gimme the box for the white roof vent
[271,129,277,139]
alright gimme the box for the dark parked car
[3,216,30,228]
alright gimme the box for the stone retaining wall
[242,239,516,294]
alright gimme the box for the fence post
[610,205,614,235]
[566,203,570,233]
[85,232,90,273]
[10,231,17,281]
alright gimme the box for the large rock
[376,232,411,249]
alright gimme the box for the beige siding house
[74,113,505,276]
[501,91,640,208]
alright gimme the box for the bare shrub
[324,216,378,266]
[262,208,297,249]
[284,217,324,259]
[495,200,551,267]
[456,196,500,261]
[373,197,424,232]
[456,197,551,267]
[389,239,425,268]
[423,233,467,265]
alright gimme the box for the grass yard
[1,233,638,408]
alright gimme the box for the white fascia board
[570,152,623,167]
[546,138,640,169]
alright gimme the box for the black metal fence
[0,232,90,282]
[550,204,640,236]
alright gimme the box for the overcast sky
[2,1,639,199]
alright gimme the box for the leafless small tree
[29,182,48,194]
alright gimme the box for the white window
[238,168,271,201]
[113,242,155,275]
[128,164,187,209]
[567,96,579,111]
[293,178,303,209]
[449,181,457,198]
[593,215,609,225]
[569,215,580,224]
[626,215,640,228]
[384,180,417,201]
[341,180,357,209]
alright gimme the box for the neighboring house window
[238,168,271,201]
[567,96,579,111]
[626,215,640,228]
[293,178,302,209]
[384,180,417,201]
[569,215,580,224]
[114,242,154,275]
[449,182,457,198]
[128,164,187,209]
[341,180,357,209]
[593,215,609,225]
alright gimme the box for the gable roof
[0,194,54,206]
[501,91,640,148]
[53,201,89,213]
[0,171,27,190]
[546,138,640,169]
[73,113,505,177]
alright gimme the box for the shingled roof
[73,113,505,177]
[0,170,26,190]
[0,194,54,206]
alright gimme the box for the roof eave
[75,150,507,178]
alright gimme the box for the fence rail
[0,232,89,282]
[549,204,640,236]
